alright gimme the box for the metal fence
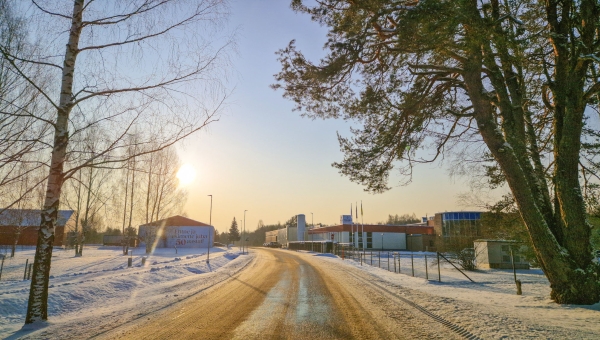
[332,245,474,283]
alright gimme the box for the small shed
[474,239,530,269]
[102,235,137,247]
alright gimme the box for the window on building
[502,255,511,262]
[366,232,373,249]
[514,256,521,263]
[501,245,509,252]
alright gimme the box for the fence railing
[285,242,476,283]
[331,245,474,283]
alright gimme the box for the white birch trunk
[25,0,83,324]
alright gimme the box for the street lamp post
[243,210,248,254]
[207,195,212,264]
[311,212,313,252]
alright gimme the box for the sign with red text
[164,226,213,248]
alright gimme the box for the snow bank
[0,246,252,339]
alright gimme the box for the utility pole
[243,210,248,254]
[207,195,212,264]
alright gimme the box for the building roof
[309,224,434,235]
[0,209,75,227]
[139,215,210,227]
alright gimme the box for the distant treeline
[378,213,420,225]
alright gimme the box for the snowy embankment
[0,246,253,339]
[308,250,600,337]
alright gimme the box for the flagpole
[361,200,365,256]
[356,202,358,249]
[350,203,353,248]
[354,202,357,249]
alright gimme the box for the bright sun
[176,164,196,185]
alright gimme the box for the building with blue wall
[433,211,482,251]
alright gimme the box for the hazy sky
[177,1,500,233]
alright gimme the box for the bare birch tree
[145,146,186,223]
[0,0,52,208]
[0,0,233,323]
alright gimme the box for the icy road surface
[93,248,454,339]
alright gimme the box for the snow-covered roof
[0,209,75,227]
[139,215,210,228]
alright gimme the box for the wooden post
[387,252,390,271]
[511,248,522,295]
[378,251,381,268]
[425,254,428,280]
[394,253,397,273]
[23,259,28,280]
[0,255,4,281]
[437,252,441,282]
[411,253,414,277]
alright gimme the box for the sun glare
[176,164,196,186]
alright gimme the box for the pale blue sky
[178,1,494,233]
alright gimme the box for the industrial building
[266,214,435,251]
[138,215,214,249]
[265,214,307,245]
[0,209,75,247]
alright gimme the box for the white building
[138,215,214,249]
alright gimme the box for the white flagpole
[361,200,365,255]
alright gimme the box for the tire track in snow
[344,270,482,340]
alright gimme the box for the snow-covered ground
[315,250,600,337]
[0,245,252,339]
[1,247,599,339]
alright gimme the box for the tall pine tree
[275,0,600,304]
[228,217,240,243]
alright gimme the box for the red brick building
[0,209,75,247]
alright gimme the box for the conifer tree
[228,217,240,243]
[275,0,600,304]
